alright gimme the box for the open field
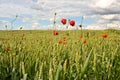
[0,30,120,80]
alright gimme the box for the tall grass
[0,30,120,80]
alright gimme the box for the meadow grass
[0,30,120,80]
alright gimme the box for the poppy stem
[81,16,84,32]
[10,15,18,30]
[5,25,7,30]
[53,13,57,30]
[81,16,84,25]
[67,19,70,30]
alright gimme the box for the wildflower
[62,36,67,40]
[102,34,108,38]
[58,40,62,44]
[79,34,83,38]
[66,59,69,68]
[69,20,75,26]
[61,18,67,25]
[53,30,59,35]
[63,41,67,45]
[83,39,87,44]
[6,47,10,52]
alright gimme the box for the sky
[0,0,120,30]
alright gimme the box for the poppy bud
[83,39,87,44]
[79,25,82,27]
[6,47,10,52]
[66,59,69,68]
[58,40,62,44]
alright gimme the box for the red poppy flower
[69,20,75,26]
[62,36,67,40]
[66,59,69,68]
[83,39,87,44]
[102,34,108,38]
[61,18,67,25]
[79,35,83,38]
[54,30,59,35]
[6,47,10,52]
[63,41,67,45]
[58,40,62,44]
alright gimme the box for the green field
[0,30,120,80]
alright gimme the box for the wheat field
[0,29,120,80]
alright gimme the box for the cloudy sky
[0,0,120,30]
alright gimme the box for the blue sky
[0,0,120,30]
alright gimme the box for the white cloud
[107,23,120,29]
[94,0,114,8]
[101,15,115,20]
[32,22,39,29]
[0,0,119,30]
[0,20,8,24]
[84,25,106,30]
[22,17,30,22]
[0,20,11,30]
[0,3,36,17]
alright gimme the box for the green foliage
[0,30,120,80]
